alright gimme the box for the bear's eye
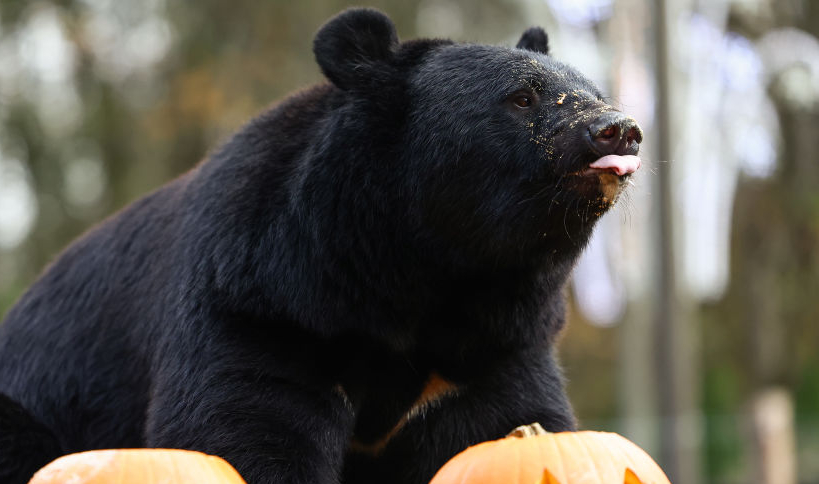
[513,95,533,109]
[505,90,539,112]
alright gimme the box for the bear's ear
[313,8,399,90]
[516,26,549,55]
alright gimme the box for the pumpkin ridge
[571,432,604,484]
[536,431,554,484]
[457,440,485,484]
[514,437,522,484]
[117,452,128,483]
[550,432,570,483]
[595,432,625,483]
[610,432,660,482]
[612,434,643,480]
[613,432,665,482]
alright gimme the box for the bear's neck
[263,177,579,358]
[193,92,586,359]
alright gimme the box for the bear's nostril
[624,126,641,146]
[599,126,617,140]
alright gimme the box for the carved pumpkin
[28,449,246,484]
[429,424,671,484]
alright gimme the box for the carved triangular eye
[624,468,646,484]
[539,468,563,484]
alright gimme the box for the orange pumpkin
[28,448,247,484]
[429,424,671,484]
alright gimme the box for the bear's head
[313,8,642,270]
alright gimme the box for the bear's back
[0,178,189,451]
[0,83,341,451]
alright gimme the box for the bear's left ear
[313,8,399,90]
[516,26,549,55]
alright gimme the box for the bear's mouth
[581,154,641,177]
[567,154,641,203]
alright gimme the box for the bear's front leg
[145,348,355,484]
[342,344,575,484]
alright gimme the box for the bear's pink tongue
[588,154,641,176]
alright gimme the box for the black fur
[0,394,61,484]
[0,8,636,484]
[516,26,550,55]
[314,8,400,91]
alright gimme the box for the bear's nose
[587,112,643,156]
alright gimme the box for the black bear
[0,8,642,484]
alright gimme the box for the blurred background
[0,0,817,482]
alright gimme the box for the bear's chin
[565,170,630,209]
[564,153,640,207]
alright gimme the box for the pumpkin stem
[507,422,549,438]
